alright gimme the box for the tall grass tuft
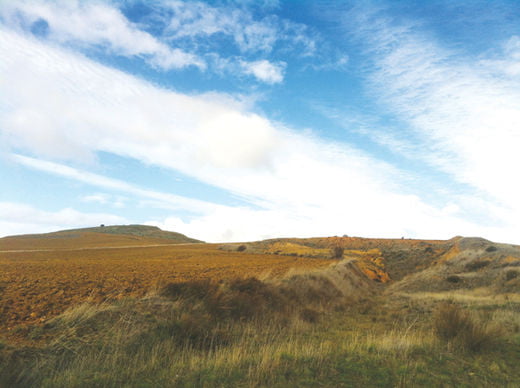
[433,302,503,352]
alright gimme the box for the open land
[1,225,520,387]
[0,227,331,331]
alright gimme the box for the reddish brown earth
[0,242,331,331]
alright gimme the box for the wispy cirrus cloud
[160,0,317,56]
[11,154,221,215]
[80,193,127,208]
[332,5,520,221]
[0,0,205,71]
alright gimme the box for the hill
[224,235,520,290]
[387,236,520,294]
[0,224,203,250]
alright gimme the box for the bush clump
[433,302,502,352]
[465,260,490,271]
[446,275,462,283]
[162,279,219,300]
[331,246,344,259]
[505,269,518,281]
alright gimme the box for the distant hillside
[66,224,202,242]
[0,224,203,250]
[387,237,520,294]
[220,235,520,293]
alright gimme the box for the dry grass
[265,241,331,257]
[433,302,503,352]
[394,289,520,304]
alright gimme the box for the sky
[1,0,520,243]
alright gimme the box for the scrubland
[1,228,520,387]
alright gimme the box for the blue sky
[1,0,520,243]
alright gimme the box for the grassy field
[2,272,519,387]
[1,228,520,386]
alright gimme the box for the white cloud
[209,55,286,83]
[12,154,221,214]
[81,193,126,208]
[0,27,280,168]
[0,0,328,84]
[162,0,315,55]
[356,12,520,211]
[305,54,349,71]
[81,193,110,205]
[240,59,285,84]
[1,25,516,243]
[0,0,205,70]
[0,202,126,237]
[480,35,520,76]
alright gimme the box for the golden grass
[433,302,504,352]
[265,241,331,257]
[394,289,520,304]
[502,255,520,265]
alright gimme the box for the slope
[387,237,520,294]
[0,224,203,250]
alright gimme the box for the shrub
[486,246,498,252]
[465,260,490,271]
[462,319,503,352]
[331,246,344,259]
[505,269,518,281]
[434,302,470,342]
[132,311,231,350]
[220,277,286,320]
[300,308,320,323]
[236,245,247,252]
[161,279,219,300]
[433,302,502,352]
[446,275,462,283]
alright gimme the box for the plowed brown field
[0,244,331,330]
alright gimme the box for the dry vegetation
[433,302,504,352]
[1,228,520,386]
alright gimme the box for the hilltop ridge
[0,224,203,250]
